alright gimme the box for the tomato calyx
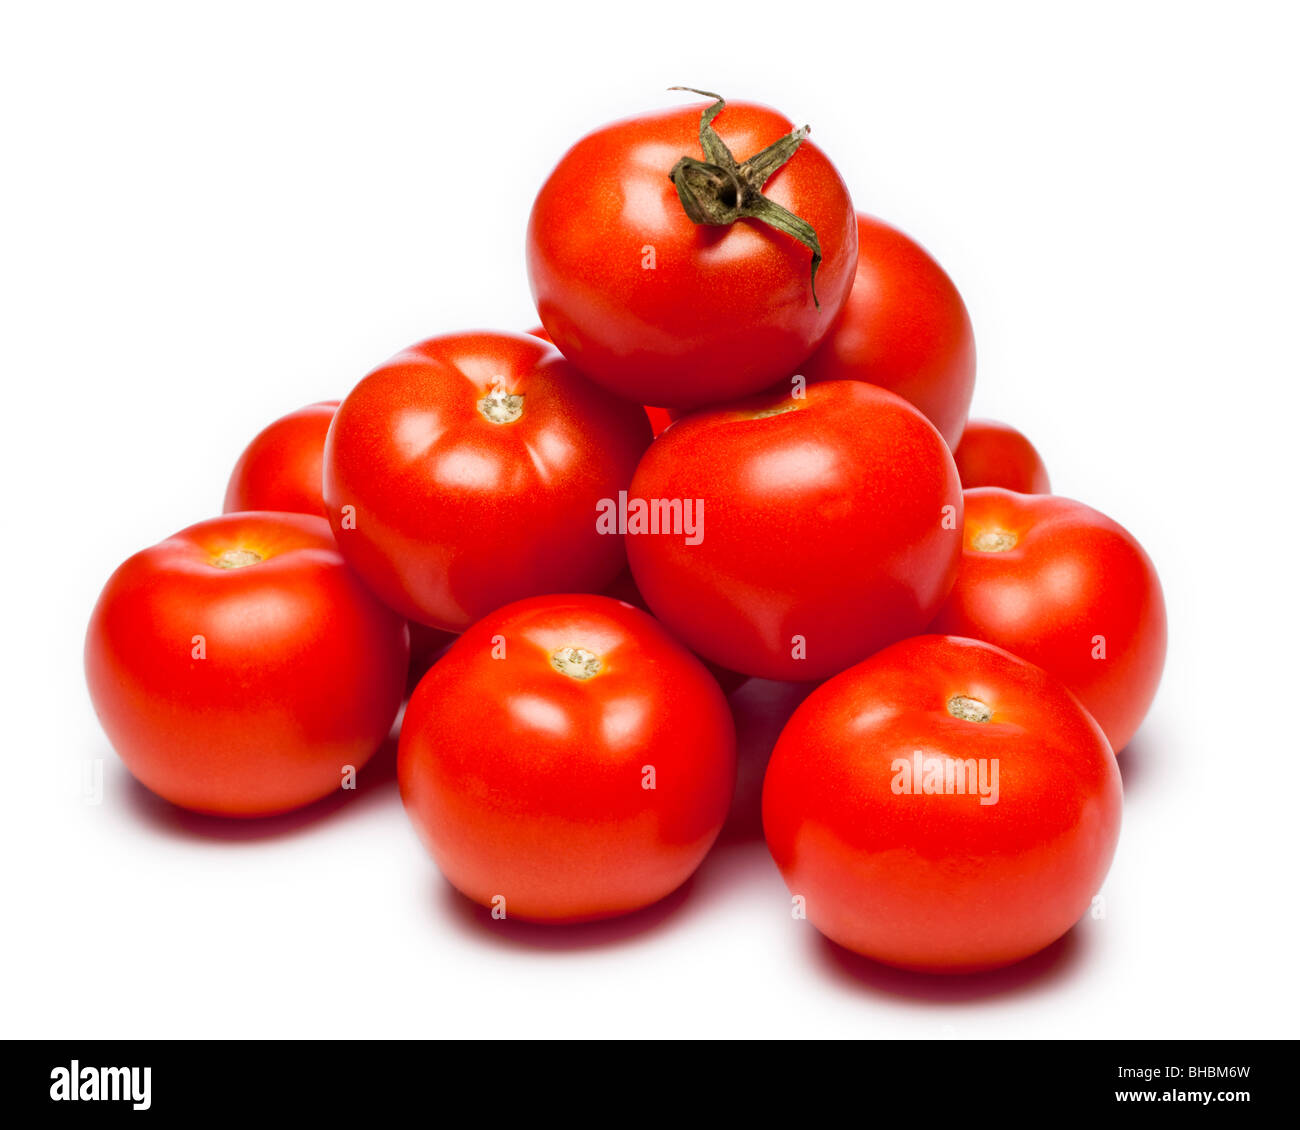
[947,695,992,723]
[211,548,263,569]
[667,87,825,309]
[550,646,603,680]
[477,382,525,425]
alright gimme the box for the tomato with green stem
[528,90,857,409]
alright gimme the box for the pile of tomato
[85,91,1166,974]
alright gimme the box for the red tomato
[323,331,652,631]
[223,401,340,518]
[627,380,963,681]
[762,634,1121,973]
[84,512,409,817]
[527,92,857,408]
[801,213,975,448]
[527,326,674,436]
[398,595,736,922]
[953,418,1051,493]
[931,488,1166,751]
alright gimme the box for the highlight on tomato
[398,594,736,922]
[85,512,410,817]
[762,634,1122,973]
[528,89,857,409]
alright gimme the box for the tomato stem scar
[211,549,263,569]
[748,402,800,420]
[947,695,992,723]
[477,383,525,424]
[972,528,1017,553]
[550,647,602,680]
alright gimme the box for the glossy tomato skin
[323,331,652,631]
[527,98,857,408]
[762,635,1121,973]
[627,380,964,682]
[801,213,975,448]
[398,594,736,922]
[953,418,1051,493]
[85,512,409,817]
[931,488,1166,752]
[223,401,340,518]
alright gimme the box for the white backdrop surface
[1,1,1296,1038]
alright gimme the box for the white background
[2,0,1297,1038]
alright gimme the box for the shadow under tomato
[1114,729,1162,798]
[434,872,698,953]
[811,922,1089,1004]
[687,832,778,895]
[117,730,403,844]
[717,677,819,845]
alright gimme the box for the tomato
[762,634,1121,973]
[527,326,674,436]
[223,400,340,518]
[84,512,409,817]
[398,594,736,922]
[626,379,963,681]
[801,213,975,448]
[953,418,1051,493]
[931,488,1166,751]
[323,331,652,631]
[527,91,857,408]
